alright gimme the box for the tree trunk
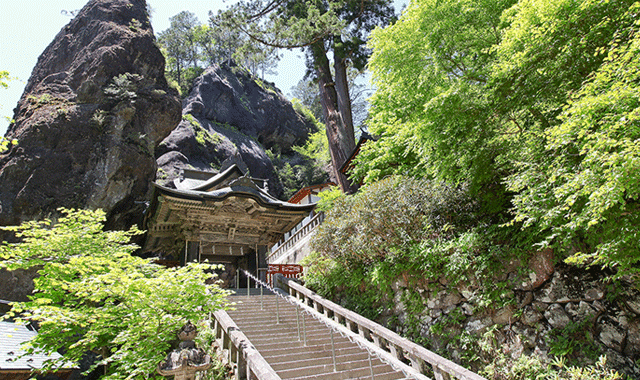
[333,38,355,140]
[311,41,357,193]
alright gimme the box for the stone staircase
[226,290,413,380]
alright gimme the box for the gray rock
[0,0,181,230]
[442,292,463,309]
[493,305,516,325]
[461,303,474,316]
[585,288,604,301]
[599,323,626,352]
[544,304,571,329]
[517,248,554,291]
[465,318,493,333]
[460,289,475,301]
[522,307,544,326]
[626,299,640,316]
[624,320,640,357]
[565,301,595,322]
[532,301,549,312]
[156,63,323,198]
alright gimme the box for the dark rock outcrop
[0,0,181,230]
[156,63,318,198]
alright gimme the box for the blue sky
[0,0,405,136]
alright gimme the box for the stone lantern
[157,322,212,380]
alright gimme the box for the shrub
[311,176,477,267]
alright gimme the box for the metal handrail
[242,270,428,380]
[267,212,324,263]
[279,276,487,380]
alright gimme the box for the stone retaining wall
[384,251,640,377]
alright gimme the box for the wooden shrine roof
[143,165,315,254]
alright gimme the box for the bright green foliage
[477,328,623,379]
[104,73,141,102]
[184,114,221,146]
[0,209,230,379]
[505,2,640,278]
[0,70,9,89]
[356,0,640,282]
[353,0,515,189]
[1,70,17,149]
[291,117,331,181]
[267,146,329,200]
[0,137,17,153]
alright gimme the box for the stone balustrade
[277,276,487,380]
[211,310,281,380]
[267,212,324,264]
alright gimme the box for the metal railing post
[302,311,307,346]
[369,354,374,380]
[260,285,264,310]
[296,304,301,341]
[276,294,280,324]
[331,329,337,372]
[247,272,250,299]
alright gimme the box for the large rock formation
[156,63,319,198]
[0,0,181,230]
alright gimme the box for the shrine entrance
[143,165,315,288]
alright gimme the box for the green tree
[0,209,230,379]
[352,0,515,192]
[158,13,281,94]
[357,0,640,280]
[0,70,9,89]
[291,67,373,128]
[214,0,395,193]
[506,3,640,279]
[158,11,201,89]
[1,70,17,152]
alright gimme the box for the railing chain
[238,269,423,380]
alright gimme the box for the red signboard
[266,264,303,285]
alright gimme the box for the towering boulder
[0,0,181,230]
[157,62,320,198]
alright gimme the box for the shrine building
[142,165,315,287]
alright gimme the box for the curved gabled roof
[156,175,316,212]
[174,165,246,192]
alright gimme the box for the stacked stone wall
[385,252,640,377]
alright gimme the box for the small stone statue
[157,322,212,380]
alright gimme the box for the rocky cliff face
[156,63,319,198]
[0,0,181,230]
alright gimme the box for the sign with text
[266,264,303,285]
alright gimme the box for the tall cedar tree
[215,0,395,193]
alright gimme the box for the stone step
[258,338,362,361]
[284,363,408,380]
[230,317,329,334]
[246,329,338,344]
[277,357,390,378]
[225,293,410,380]
[249,334,352,351]
[269,351,370,371]
[262,346,364,364]
[231,321,327,336]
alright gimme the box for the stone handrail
[279,277,487,380]
[267,212,324,263]
[212,310,281,380]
